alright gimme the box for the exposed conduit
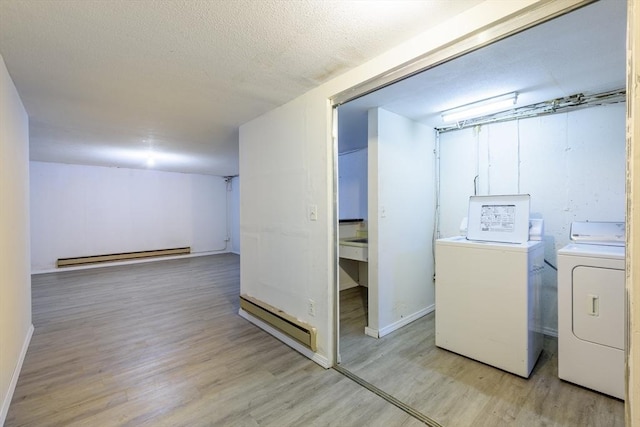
[433,88,625,211]
[223,175,238,252]
[436,88,626,133]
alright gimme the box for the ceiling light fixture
[441,92,518,123]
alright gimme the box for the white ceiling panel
[338,0,626,153]
[0,0,483,175]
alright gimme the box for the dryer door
[572,266,625,350]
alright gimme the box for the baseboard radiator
[56,247,191,268]
[240,294,317,352]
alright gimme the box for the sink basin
[341,237,368,244]
[339,237,368,261]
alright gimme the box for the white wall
[338,148,367,220]
[239,0,570,366]
[439,103,626,334]
[240,94,332,364]
[368,108,435,336]
[30,162,230,271]
[0,54,32,425]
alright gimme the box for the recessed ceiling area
[0,0,484,176]
[338,0,626,154]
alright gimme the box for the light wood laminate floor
[7,255,424,427]
[339,286,625,427]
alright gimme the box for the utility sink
[341,237,368,244]
[339,236,368,261]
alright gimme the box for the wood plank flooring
[6,255,424,427]
[339,286,625,427]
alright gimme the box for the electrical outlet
[308,299,316,316]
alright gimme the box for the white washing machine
[435,237,545,378]
[557,221,625,400]
[435,193,545,378]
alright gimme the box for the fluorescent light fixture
[441,92,518,123]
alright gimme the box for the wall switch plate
[309,204,318,221]
[308,299,316,316]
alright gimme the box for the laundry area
[336,1,626,424]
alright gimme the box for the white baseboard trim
[339,282,359,291]
[238,309,330,369]
[1,323,34,426]
[32,250,234,274]
[379,304,434,338]
[366,304,435,339]
[364,326,379,338]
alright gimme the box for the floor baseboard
[1,323,33,425]
[32,250,233,274]
[239,308,330,368]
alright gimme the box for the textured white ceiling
[0,0,483,175]
[338,0,626,153]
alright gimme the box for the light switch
[309,204,318,221]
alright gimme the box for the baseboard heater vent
[240,294,317,352]
[57,247,191,268]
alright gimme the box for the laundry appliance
[557,221,625,399]
[435,194,544,378]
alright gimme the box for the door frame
[330,0,638,423]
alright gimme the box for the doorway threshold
[332,364,443,427]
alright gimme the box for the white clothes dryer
[557,222,625,400]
